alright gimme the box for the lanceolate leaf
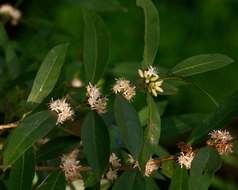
[112,171,145,190]
[37,171,66,190]
[188,147,222,190]
[189,89,238,144]
[137,0,160,67]
[27,43,68,103]
[171,54,233,77]
[83,9,110,83]
[140,94,161,167]
[114,95,143,159]
[4,111,56,166]
[81,112,110,179]
[169,167,188,190]
[8,148,35,190]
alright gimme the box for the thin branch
[0,122,18,130]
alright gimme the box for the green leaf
[36,136,80,161]
[37,171,66,190]
[112,171,145,190]
[137,0,160,66]
[4,111,56,166]
[171,54,233,77]
[81,112,110,179]
[77,0,125,12]
[139,100,168,126]
[161,113,209,145]
[0,23,8,46]
[83,9,110,83]
[114,95,143,159]
[140,94,161,167]
[188,147,222,190]
[8,148,35,190]
[145,178,160,190]
[189,90,238,144]
[27,43,68,103]
[169,167,188,190]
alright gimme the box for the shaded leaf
[36,136,80,161]
[8,148,35,190]
[137,0,160,67]
[188,147,222,190]
[83,9,110,83]
[37,171,66,190]
[75,0,125,12]
[161,114,209,145]
[27,43,68,103]
[112,171,145,190]
[189,90,238,144]
[4,111,56,166]
[145,178,160,190]
[114,95,143,159]
[171,54,233,77]
[81,112,110,179]
[169,167,188,190]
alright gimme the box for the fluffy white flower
[209,130,233,143]
[113,78,136,101]
[207,129,233,155]
[86,83,108,113]
[0,4,21,25]
[49,98,74,124]
[177,152,195,169]
[109,153,121,168]
[144,158,159,177]
[60,149,82,182]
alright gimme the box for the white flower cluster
[113,78,136,101]
[0,4,21,25]
[177,151,195,170]
[86,83,108,114]
[207,129,233,155]
[60,149,82,182]
[105,153,121,181]
[49,98,74,124]
[144,158,159,177]
[138,66,164,97]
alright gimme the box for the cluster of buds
[113,78,136,101]
[177,142,195,169]
[144,158,159,177]
[86,83,108,114]
[0,4,21,25]
[60,149,82,182]
[105,153,122,181]
[49,98,74,125]
[138,66,164,97]
[207,129,233,155]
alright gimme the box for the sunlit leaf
[27,43,68,103]
[171,54,233,77]
[137,0,160,67]
[4,111,56,166]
